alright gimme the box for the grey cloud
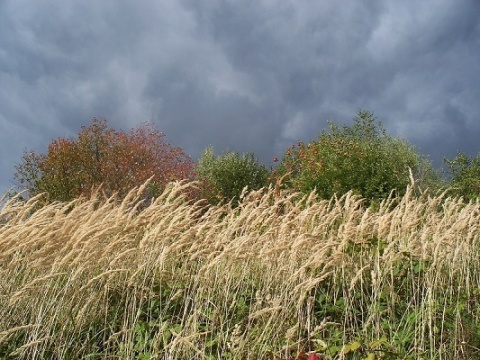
[1,0,479,195]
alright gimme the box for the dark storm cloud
[1,0,479,195]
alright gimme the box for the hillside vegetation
[1,181,479,359]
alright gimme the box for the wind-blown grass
[1,182,479,359]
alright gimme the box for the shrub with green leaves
[195,146,270,206]
[276,110,438,202]
[444,152,480,201]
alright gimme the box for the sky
[1,0,480,196]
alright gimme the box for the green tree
[195,146,270,206]
[276,110,438,202]
[444,152,480,201]
[14,118,195,202]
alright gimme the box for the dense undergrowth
[1,182,479,359]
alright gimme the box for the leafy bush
[14,118,194,202]
[276,110,438,202]
[444,152,480,201]
[195,146,270,206]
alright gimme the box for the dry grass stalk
[1,181,479,359]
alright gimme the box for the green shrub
[195,146,270,206]
[444,152,480,201]
[276,110,439,203]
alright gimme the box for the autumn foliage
[14,118,194,202]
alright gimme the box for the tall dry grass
[0,182,479,359]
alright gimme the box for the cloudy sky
[1,1,479,195]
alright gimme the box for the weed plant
[0,182,479,359]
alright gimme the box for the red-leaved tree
[15,118,195,202]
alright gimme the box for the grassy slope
[1,182,479,359]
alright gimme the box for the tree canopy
[195,146,270,206]
[276,110,439,202]
[14,118,194,202]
